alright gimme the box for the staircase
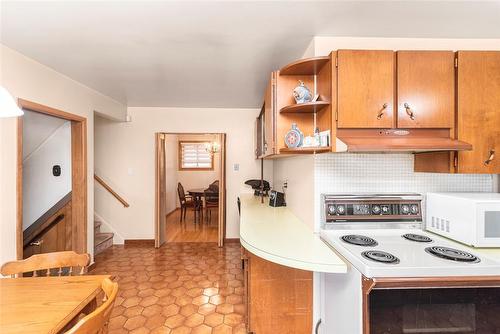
[94,219,114,255]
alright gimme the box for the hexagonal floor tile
[204,312,224,327]
[91,242,245,332]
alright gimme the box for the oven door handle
[315,319,322,334]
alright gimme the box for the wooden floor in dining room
[166,209,218,243]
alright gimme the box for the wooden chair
[177,182,196,222]
[208,180,219,192]
[204,189,219,224]
[0,251,90,277]
[65,278,119,334]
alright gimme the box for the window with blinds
[179,141,213,170]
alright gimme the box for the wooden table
[0,275,110,334]
[188,188,218,223]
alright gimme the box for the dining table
[187,188,218,222]
[0,275,110,334]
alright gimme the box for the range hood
[335,129,472,153]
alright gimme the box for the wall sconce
[0,86,24,118]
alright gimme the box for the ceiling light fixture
[205,141,220,154]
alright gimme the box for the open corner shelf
[279,56,330,75]
[279,147,331,154]
[280,101,330,114]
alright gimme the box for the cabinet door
[247,252,312,334]
[263,72,276,156]
[456,51,500,173]
[397,51,455,128]
[338,50,395,128]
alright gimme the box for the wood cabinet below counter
[242,248,313,334]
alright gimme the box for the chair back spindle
[0,251,90,278]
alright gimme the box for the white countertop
[239,194,347,273]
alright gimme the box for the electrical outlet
[283,180,288,189]
[233,163,239,171]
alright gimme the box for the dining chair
[0,251,90,278]
[203,189,219,224]
[177,182,196,222]
[209,180,219,191]
[64,278,119,334]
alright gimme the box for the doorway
[16,99,87,259]
[155,133,226,247]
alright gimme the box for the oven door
[369,287,500,334]
[476,202,500,247]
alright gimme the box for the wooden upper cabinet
[397,51,455,128]
[337,50,395,128]
[456,51,500,173]
[263,72,276,157]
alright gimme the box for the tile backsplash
[314,153,496,229]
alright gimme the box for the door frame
[155,133,167,248]
[154,132,227,247]
[16,99,88,259]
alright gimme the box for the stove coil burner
[402,233,433,243]
[361,250,400,264]
[341,235,378,247]
[425,246,480,263]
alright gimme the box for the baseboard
[224,238,240,244]
[124,239,155,246]
[94,212,125,244]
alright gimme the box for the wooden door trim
[154,133,166,248]
[218,133,227,247]
[18,99,86,122]
[16,99,87,259]
[154,132,227,247]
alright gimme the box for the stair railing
[94,174,130,208]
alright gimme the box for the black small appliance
[269,190,286,207]
[244,179,270,196]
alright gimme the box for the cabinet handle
[377,103,388,120]
[30,239,44,246]
[484,149,495,165]
[404,103,415,120]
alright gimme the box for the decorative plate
[284,123,303,148]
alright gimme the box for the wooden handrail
[94,174,130,207]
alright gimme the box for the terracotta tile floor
[91,242,245,334]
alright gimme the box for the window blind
[180,142,212,169]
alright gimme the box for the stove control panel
[322,194,422,223]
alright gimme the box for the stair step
[94,232,113,255]
[94,221,102,234]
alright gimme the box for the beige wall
[0,45,126,264]
[311,36,500,55]
[273,156,315,229]
[94,107,273,241]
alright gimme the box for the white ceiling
[2,1,500,108]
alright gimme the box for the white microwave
[426,192,500,248]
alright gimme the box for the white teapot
[293,80,312,104]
